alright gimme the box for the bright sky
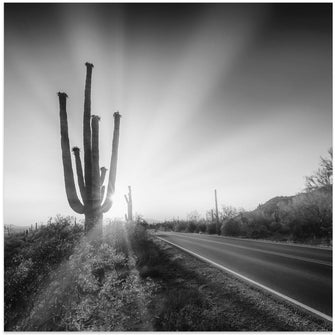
[4,3,332,225]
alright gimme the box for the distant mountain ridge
[221,186,332,242]
[253,185,331,218]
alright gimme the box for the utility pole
[214,189,220,233]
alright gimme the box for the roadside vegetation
[5,217,157,331]
[5,216,84,330]
[5,216,331,331]
[154,149,332,245]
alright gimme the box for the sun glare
[4,4,332,226]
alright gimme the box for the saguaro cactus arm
[102,112,121,213]
[100,167,107,186]
[58,92,84,214]
[100,167,107,203]
[72,147,86,204]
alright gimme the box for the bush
[6,220,157,331]
[197,222,207,233]
[175,221,188,232]
[186,222,197,233]
[221,219,241,237]
[23,240,155,331]
[279,189,332,242]
[5,217,84,330]
[206,223,217,235]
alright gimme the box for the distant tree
[218,205,245,235]
[219,205,239,221]
[186,210,201,222]
[205,209,215,222]
[288,190,331,242]
[305,148,333,191]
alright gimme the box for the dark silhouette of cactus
[58,62,121,234]
[124,186,133,222]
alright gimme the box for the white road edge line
[157,236,333,323]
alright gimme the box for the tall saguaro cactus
[58,62,121,234]
[124,186,133,222]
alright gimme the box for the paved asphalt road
[156,232,332,318]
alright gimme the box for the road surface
[156,232,332,320]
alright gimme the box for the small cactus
[124,186,133,222]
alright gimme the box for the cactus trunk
[101,112,121,213]
[91,115,101,215]
[85,213,103,235]
[83,63,93,201]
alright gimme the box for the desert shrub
[4,217,84,330]
[20,240,151,330]
[161,221,175,231]
[9,221,157,331]
[175,221,188,232]
[236,211,271,239]
[221,219,241,236]
[278,189,332,242]
[186,221,197,233]
[269,221,282,233]
[206,222,217,235]
[197,222,207,233]
[104,221,130,254]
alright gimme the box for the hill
[222,186,332,243]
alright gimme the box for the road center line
[167,233,332,267]
[157,236,333,323]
